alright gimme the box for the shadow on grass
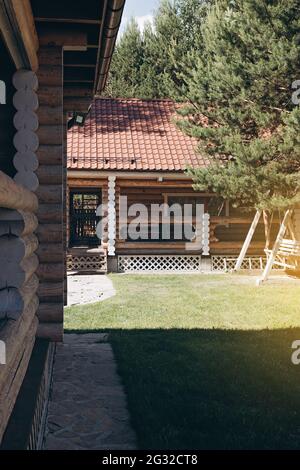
[64,327,300,450]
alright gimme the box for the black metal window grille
[70,190,101,246]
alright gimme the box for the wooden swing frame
[233,209,300,284]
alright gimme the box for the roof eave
[94,0,125,95]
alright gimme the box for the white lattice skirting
[211,255,281,272]
[67,254,107,273]
[118,255,202,273]
[118,254,280,273]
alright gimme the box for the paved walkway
[44,333,137,450]
[67,274,116,306]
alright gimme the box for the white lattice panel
[118,255,202,273]
[67,254,107,273]
[211,256,270,272]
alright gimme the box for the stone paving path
[43,334,137,450]
[67,274,116,306]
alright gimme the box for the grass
[65,274,300,449]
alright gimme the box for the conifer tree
[176,0,300,246]
[105,0,212,99]
[105,19,144,98]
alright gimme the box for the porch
[67,173,276,273]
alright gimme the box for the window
[69,190,101,246]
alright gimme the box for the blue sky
[119,0,161,35]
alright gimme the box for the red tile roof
[67,98,207,172]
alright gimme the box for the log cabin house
[0,0,125,448]
[0,0,298,451]
[67,98,275,274]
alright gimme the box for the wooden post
[257,209,292,285]
[36,47,64,340]
[202,213,210,255]
[234,210,262,271]
[107,176,116,256]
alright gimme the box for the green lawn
[65,274,300,449]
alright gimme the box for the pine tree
[176,0,300,246]
[105,0,212,99]
[104,19,144,98]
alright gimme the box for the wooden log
[37,204,62,224]
[38,27,87,50]
[211,216,265,225]
[13,89,39,112]
[38,47,62,66]
[37,66,63,87]
[119,180,193,188]
[13,110,38,131]
[0,274,39,320]
[38,87,62,107]
[0,288,23,320]
[38,282,63,302]
[37,263,63,282]
[115,241,265,254]
[20,253,39,281]
[0,171,38,212]
[37,243,63,263]
[3,253,35,296]
[37,303,63,323]
[18,211,38,237]
[14,170,39,191]
[37,125,62,145]
[0,294,38,343]
[64,86,93,98]
[37,224,62,243]
[0,234,38,263]
[0,210,38,237]
[10,1,39,72]
[12,70,38,92]
[38,107,62,126]
[0,318,37,442]
[12,73,39,197]
[36,166,62,185]
[120,187,176,195]
[13,129,39,154]
[13,151,39,172]
[64,97,91,113]
[36,185,62,204]
[116,241,196,249]
[19,274,39,309]
[37,322,63,342]
[67,178,107,188]
[37,145,62,165]
[0,296,39,414]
